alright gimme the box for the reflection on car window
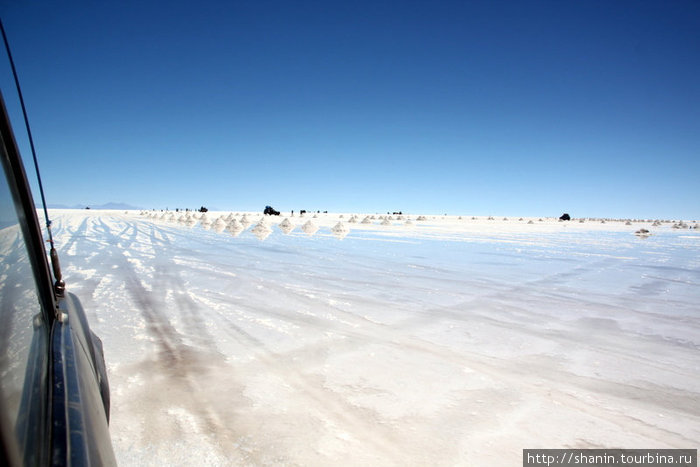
[0,160,45,454]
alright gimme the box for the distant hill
[48,202,142,210]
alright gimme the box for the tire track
[85,216,251,458]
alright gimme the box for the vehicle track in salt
[51,215,255,462]
[142,222,417,464]
[135,217,700,454]
[92,219,250,455]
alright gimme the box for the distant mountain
[47,202,142,210]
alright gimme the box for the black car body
[264,205,280,216]
[0,92,116,466]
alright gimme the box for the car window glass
[0,162,43,444]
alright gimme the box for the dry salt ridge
[45,209,700,466]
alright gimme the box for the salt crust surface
[49,210,700,466]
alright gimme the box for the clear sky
[1,1,698,219]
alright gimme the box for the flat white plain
[50,210,700,467]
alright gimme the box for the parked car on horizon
[264,205,280,216]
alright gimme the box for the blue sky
[1,1,698,218]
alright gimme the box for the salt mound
[361,216,372,224]
[348,215,358,223]
[331,221,349,239]
[250,221,272,240]
[381,218,391,226]
[200,214,211,229]
[213,217,227,233]
[301,220,318,236]
[277,218,294,235]
[240,214,250,227]
[416,216,427,221]
[635,228,651,237]
[405,219,413,225]
[227,219,243,236]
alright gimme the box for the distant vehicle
[0,91,116,465]
[560,213,571,221]
[264,205,280,216]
